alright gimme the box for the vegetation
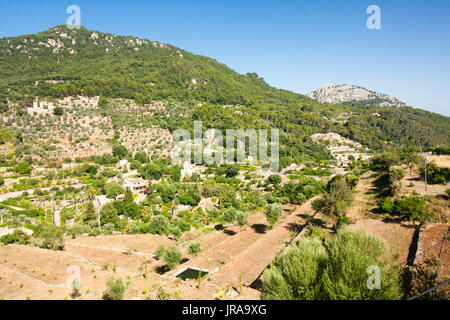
[103,277,126,300]
[163,246,182,270]
[380,196,435,226]
[264,203,283,228]
[312,175,354,230]
[263,229,403,300]
[188,242,202,256]
[0,230,30,245]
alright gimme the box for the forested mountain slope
[0,25,448,162]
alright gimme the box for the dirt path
[347,171,375,220]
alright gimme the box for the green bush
[188,242,201,256]
[102,277,125,300]
[169,224,182,240]
[155,245,165,260]
[163,246,182,270]
[263,229,402,300]
[38,224,65,250]
[0,230,30,245]
[148,215,169,235]
[264,203,283,228]
[174,219,191,232]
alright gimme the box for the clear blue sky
[1,0,449,116]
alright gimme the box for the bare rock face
[307,83,406,107]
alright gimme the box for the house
[123,177,148,194]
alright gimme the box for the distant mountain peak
[307,83,406,107]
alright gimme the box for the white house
[123,177,148,194]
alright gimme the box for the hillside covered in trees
[0,25,449,162]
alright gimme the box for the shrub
[406,258,449,300]
[223,208,237,223]
[100,203,119,227]
[380,197,395,214]
[70,278,81,298]
[104,182,125,199]
[154,245,165,260]
[264,203,283,228]
[174,219,190,232]
[14,162,32,175]
[188,242,201,256]
[235,211,249,227]
[148,215,169,235]
[0,230,30,245]
[163,246,182,270]
[169,224,182,240]
[53,107,64,116]
[267,174,282,186]
[102,277,125,300]
[38,224,65,250]
[103,223,115,232]
[263,229,402,300]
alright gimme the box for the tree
[267,174,282,186]
[394,196,432,226]
[39,225,65,250]
[386,168,405,196]
[104,182,125,199]
[100,203,119,227]
[163,246,182,270]
[170,166,181,182]
[313,175,353,230]
[404,153,421,175]
[264,203,283,228]
[0,128,15,144]
[112,144,128,159]
[369,152,399,172]
[103,277,125,300]
[263,229,402,300]
[14,162,32,175]
[148,215,169,235]
[225,165,240,178]
[53,107,64,116]
[124,188,133,203]
[83,201,97,223]
[134,151,148,164]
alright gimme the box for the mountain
[0,25,304,106]
[307,84,406,107]
[0,25,449,163]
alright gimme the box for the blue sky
[0,0,449,116]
